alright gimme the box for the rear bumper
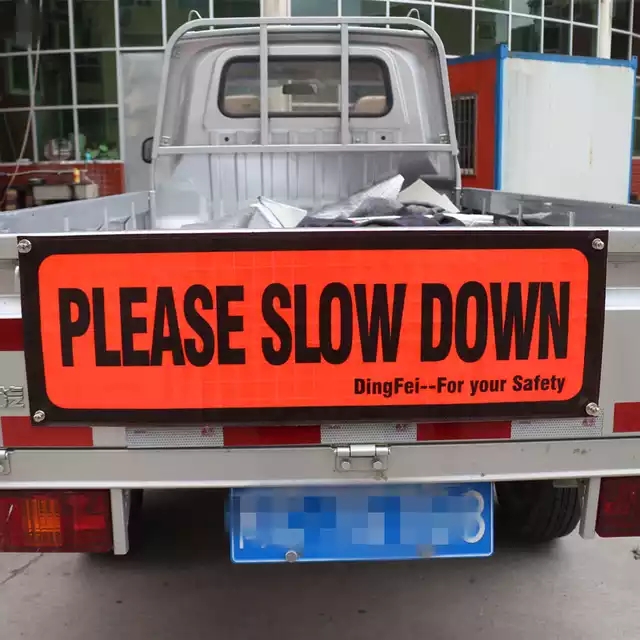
[1,438,639,489]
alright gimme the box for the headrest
[223,95,260,115]
[352,95,387,115]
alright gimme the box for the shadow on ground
[90,489,564,567]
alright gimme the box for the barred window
[452,94,477,175]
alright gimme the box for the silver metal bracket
[334,444,390,472]
[0,450,10,475]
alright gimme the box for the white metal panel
[511,416,603,439]
[500,58,634,204]
[109,489,130,555]
[2,439,640,489]
[579,477,601,539]
[126,426,224,448]
[0,352,28,417]
[92,427,128,448]
[320,423,418,444]
[121,52,164,193]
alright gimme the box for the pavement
[1,489,640,640]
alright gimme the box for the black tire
[495,480,581,544]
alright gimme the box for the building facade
[0,0,637,195]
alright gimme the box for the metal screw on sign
[372,458,384,471]
[592,238,605,251]
[32,410,46,423]
[340,459,352,471]
[585,403,601,417]
[285,550,299,563]
[17,239,32,254]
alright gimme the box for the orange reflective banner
[19,230,607,425]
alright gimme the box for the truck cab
[146,16,460,229]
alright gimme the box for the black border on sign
[18,228,608,426]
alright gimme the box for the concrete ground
[1,489,639,640]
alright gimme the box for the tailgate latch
[334,444,390,473]
[0,450,10,475]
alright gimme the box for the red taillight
[0,490,113,553]
[596,477,640,538]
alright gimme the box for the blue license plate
[229,482,493,563]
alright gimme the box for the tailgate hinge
[334,444,390,472]
[0,450,10,475]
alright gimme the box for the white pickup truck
[1,15,639,562]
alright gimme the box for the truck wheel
[495,480,581,544]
